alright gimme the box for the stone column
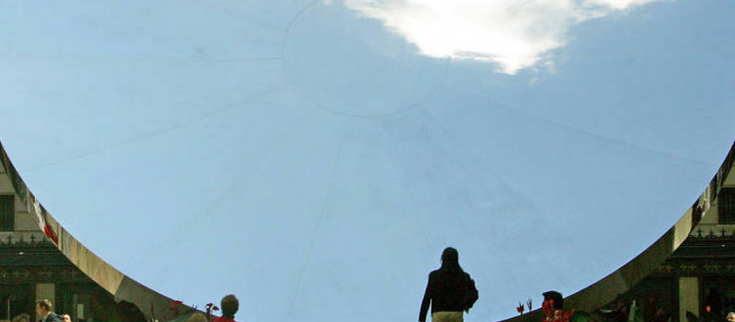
[679,277,699,322]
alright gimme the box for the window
[0,194,14,231]
[718,188,735,224]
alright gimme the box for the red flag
[44,223,58,244]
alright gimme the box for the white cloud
[337,0,668,74]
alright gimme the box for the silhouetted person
[212,295,239,322]
[35,300,61,322]
[419,247,478,322]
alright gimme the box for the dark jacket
[41,312,62,322]
[419,269,473,322]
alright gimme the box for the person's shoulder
[212,317,236,322]
[463,271,475,282]
[428,269,443,280]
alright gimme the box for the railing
[689,223,735,239]
[0,230,53,247]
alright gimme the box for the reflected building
[599,150,735,322]
[0,141,185,322]
[632,177,735,322]
[500,144,735,322]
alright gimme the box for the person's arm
[419,273,433,322]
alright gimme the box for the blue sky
[0,1,734,322]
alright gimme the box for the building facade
[501,143,735,322]
[0,141,188,322]
[0,229,129,322]
[598,150,735,322]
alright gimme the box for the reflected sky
[0,1,734,322]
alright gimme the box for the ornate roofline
[499,139,735,322]
[0,140,191,320]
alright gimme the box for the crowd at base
[1,295,240,322]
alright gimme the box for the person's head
[440,247,463,272]
[543,291,564,310]
[36,300,53,317]
[221,295,239,318]
[60,314,71,322]
[726,312,735,322]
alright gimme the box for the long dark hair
[439,247,464,274]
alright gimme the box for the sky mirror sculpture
[0,1,734,322]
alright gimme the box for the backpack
[463,274,479,311]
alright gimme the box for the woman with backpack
[419,247,479,322]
